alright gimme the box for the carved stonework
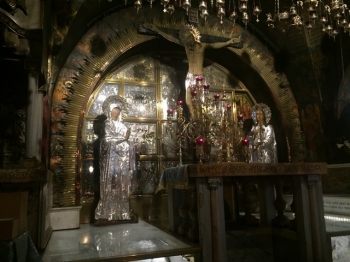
[0,168,46,183]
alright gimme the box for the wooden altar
[0,163,50,250]
[160,162,332,262]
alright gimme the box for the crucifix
[139,23,242,120]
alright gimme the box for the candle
[238,113,244,120]
[195,76,204,82]
[196,137,205,145]
[167,109,174,116]
[177,100,183,105]
[191,89,198,97]
[214,93,220,101]
[241,138,249,146]
[203,84,210,90]
[226,104,232,110]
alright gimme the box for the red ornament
[214,93,220,100]
[167,109,174,116]
[196,137,205,145]
[195,76,204,82]
[241,138,249,146]
[203,84,210,90]
[191,89,198,97]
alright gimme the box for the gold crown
[179,24,201,45]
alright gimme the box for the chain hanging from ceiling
[126,0,350,40]
[266,0,350,39]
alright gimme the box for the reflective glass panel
[124,85,157,118]
[160,64,181,120]
[161,122,178,158]
[110,56,156,82]
[88,83,119,116]
[126,122,157,155]
[204,65,240,90]
[138,161,158,194]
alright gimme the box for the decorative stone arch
[51,16,303,207]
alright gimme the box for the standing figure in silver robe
[249,103,277,163]
[95,95,137,225]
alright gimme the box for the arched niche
[50,13,303,207]
[80,54,256,200]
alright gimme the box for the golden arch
[51,25,303,207]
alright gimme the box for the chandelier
[267,0,350,39]
[166,75,248,164]
[130,0,262,26]
[129,0,350,40]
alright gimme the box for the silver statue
[248,103,278,163]
[95,95,137,225]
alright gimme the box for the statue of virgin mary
[95,95,137,225]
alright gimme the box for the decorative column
[178,189,191,236]
[289,186,297,231]
[272,179,290,227]
[241,179,259,225]
[292,175,313,261]
[306,175,332,262]
[25,71,43,160]
[257,178,276,225]
[208,177,227,262]
[187,186,199,242]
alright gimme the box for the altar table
[160,162,331,262]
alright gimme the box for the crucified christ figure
[142,23,241,120]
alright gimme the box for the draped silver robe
[95,118,132,221]
[249,124,277,163]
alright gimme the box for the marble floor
[41,220,198,262]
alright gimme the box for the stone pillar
[306,175,332,262]
[196,178,212,262]
[272,179,290,227]
[25,71,43,160]
[292,175,313,261]
[188,186,199,242]
[178,189,191,236]
[241,179,259,225]
[257,178,276,225]
[208,177,227,262]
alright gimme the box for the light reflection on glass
[325,215,350,222]
[81,236,89,244]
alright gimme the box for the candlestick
[167,108,174,116]
[196,137,205,164]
